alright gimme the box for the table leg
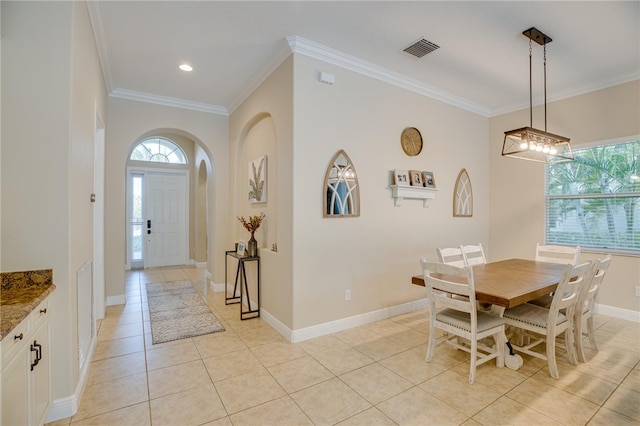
[225,254,241,305]
[233,262,241,298]
[492,305,524,370]
[238,259,260,321]
[241,261,252,312]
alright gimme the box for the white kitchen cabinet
[1,297,51,426]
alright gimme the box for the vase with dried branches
[237,213,265,257]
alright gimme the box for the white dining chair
[575,256,612,362]
[436,247,466,267]
[461,243,487,266]
[530,243,582,308]
[502,261,593,379]
[421,259,505,384]
[535,243,581,265]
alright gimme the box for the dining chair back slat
[461,243,487,266]
[535,243,581,265]
[436,247,466,267]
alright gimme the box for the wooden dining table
[411,258,570,309]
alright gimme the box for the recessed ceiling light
[179,64,193,72]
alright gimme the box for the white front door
[146,171,188,267]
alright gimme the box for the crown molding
[110,89,229,116]
[227,38,294,114]
[286,36,493,117]
[490,72,640,117]
[88,2,227,115]
[86,1,113,93]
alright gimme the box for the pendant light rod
[544,43,547,131]
[502,27,572,163]
[523,27,552,130]
[529,38,533,128]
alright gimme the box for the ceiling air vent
[403,38,440,58]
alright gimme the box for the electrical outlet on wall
[636,286,640,297]
[345,289,351,301]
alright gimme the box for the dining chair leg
[565,326,578,365]
[546,331,560,379]
[575,317,587,363]
[426,327,436,362]
[586,316,598,351]
[469,338,477,384]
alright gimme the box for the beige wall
[1,0,107,411]
[229,57,294,327]
[489,80,640,315]
[105,98,229,300]
[290,55,490,329]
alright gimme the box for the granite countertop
[1,269,56,341]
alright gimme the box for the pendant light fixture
[502,27,573,163]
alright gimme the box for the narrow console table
[224,250,260,320]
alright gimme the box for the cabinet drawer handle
[30,342,40,371]
[34,341,42,362]
[14,333,24,340]
[40,308,47,314]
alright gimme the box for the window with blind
[545,140,640,254]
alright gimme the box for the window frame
[130,137,187,164]
[544,137,640,256]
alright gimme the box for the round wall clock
[401,127,423,156]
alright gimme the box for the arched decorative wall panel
[453,168,473,217]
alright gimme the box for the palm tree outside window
[545,140,639,254]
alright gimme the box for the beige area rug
[145,280,225,344]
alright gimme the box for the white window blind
[545,140,640,254]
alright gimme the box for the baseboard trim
[595,303,640,323]
[45,334,97,422]
[259,299,637,344]
[209,279,226,293]
[106,294,126,306]
[260,309,293,341]
[189,260,207,268]
[45,394,78,424]
[261,298,429,343]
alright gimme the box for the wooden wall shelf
[390,185,437,207]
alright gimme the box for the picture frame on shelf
[236,240,246,255]
[409,170,423,186]
[394,170,410,186]
[423,171,436,188]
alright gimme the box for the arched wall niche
[195,160,208,263]
[235,113,278,252]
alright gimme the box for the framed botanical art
[249,156,267,203]
[423,171,436,188]
[409,170,423,186]
[394,169,410,186]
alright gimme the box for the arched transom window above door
[130,137,187,164]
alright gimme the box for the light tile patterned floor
[47,265,640,426]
